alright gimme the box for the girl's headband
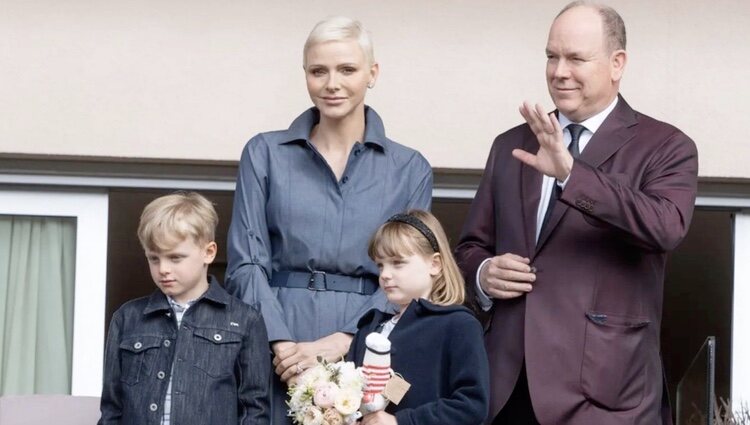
[386,213,439,252]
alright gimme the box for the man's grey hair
[557,1,626,52]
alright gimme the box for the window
[0,189,108,396]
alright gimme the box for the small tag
[383,375,410,405]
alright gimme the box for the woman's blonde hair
[137,191,218,252]
[303,16,375,68]
[368,210,465,306]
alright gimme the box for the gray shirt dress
[225,106,432,423]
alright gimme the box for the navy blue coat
[348,299,490,425]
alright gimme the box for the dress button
[213,334,222,342]
[134,342,142,350]
[163,340,171,347]
[342,176,349,184]
[157,371,166,379]
[149,403,158,412]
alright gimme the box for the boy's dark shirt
[98,279,270,425]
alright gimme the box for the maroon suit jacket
[455,96,698,425]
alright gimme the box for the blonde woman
[225,17,432,423]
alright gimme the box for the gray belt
[270,270,379,295]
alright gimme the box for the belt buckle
[308,270,327,291]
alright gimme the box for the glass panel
[0,215,76,395]
[676,336,716,425]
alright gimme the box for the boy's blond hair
[368,209,466,306]
[137,191,218,252]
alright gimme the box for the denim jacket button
[149,403,158,412]
[157,371,166,379]
[134,342,143,350]
[213,334,222,342]
[163,339,171,347]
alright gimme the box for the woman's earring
[367,82,374,89]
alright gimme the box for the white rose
[300,363,332,387]
[337,362,364,392]
[333,389,362,416]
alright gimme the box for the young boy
[98,192,270,425]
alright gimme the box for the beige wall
[2,0,748,177]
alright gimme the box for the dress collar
[281,105,387,151]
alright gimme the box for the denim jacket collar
[282,105,387,151]
[142,276,230,315]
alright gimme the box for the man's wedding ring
[295,363,303,375]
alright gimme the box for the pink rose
[313,382,340,408]
[322,407,344,425]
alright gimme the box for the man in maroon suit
[455,2,698,424]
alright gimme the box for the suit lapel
[579,96,638,169]
[534,95,639,253]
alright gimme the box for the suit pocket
[580,311,650,411]
[119,336,162,386]
[192,327,242,378]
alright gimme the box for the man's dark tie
[538,124,586,235]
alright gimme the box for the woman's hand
[360,411,398,425]
[271,340,297,383]
[273,332,353,382]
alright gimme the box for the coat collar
[142,275,230,315]
[281,105,387,151]
[356,298,472,329]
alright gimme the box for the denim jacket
[98,281,271,425]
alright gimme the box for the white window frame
[732,211,750,407]
[0,188,108,396]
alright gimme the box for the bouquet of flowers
[287,359,365,425]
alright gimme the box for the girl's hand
[273,332,353,382]
[360,411,397,425]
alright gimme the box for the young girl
[348,210,490,425]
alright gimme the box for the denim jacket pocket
[192,327,243,378]
[581,312,650,411]
[119,335,162,385]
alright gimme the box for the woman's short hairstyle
[137,191,218,252]
[368,210,466,306]
[303,16,375,67]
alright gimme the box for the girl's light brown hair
[368,209,465,306]
[137,191,218,252]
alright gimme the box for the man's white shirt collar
[558,96,619,137]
